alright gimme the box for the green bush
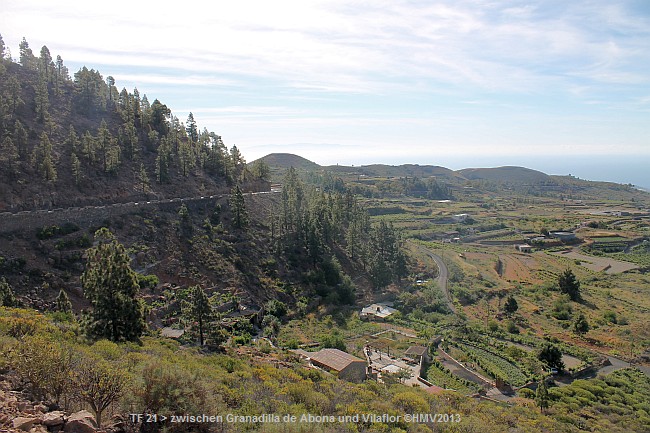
[518,388,535,398]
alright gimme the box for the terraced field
[454,342,530,387]
[550,249,639,274]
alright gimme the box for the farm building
[404,346,430,364]
[452,213,470,223]
[549,231,577,242]
[515,244,532,253]
[306,349,368,382]
[360,303,398,320]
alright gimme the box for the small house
[360,303,397,321]
[404,345,429,364]
[516,244,532,253]
[307,349,368,382]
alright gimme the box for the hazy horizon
[3,1,648,189]
[255,150,650,190]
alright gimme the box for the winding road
[412,242,455,313]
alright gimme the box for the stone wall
[0,192,277,234]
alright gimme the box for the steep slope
[0,47,261,212]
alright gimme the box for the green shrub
[518,388,535,398]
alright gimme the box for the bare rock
[12,416,40,431]
[42,411,66,427]
[18,401,33,412]
[34,403,49,414]
[63,410,97,433]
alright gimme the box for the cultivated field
[550,249,639,274]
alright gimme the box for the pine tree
[55,55,67,95]
[535,378,550,414]
[96,119,112,172]
[573,312,589,335]
[80,228,145,342]
[56,289,73,313]
[71,153,81,185]
[19,37,36,69]
[35,77,49,122]
[1,136,19,173]
[138,163,150,193]
[0,277,17,307]
[504,295,518,315]
[230,145,245,182]
[7,75,24,116]
[13,120,28,159]
[178,140,194,176]
[183,285,212,346]
[251,159,270,181]
[66,125,80,154]
[39,45,53,81]
[558,268,580,301]
[32,132,57,181]
[230,185,249,229]
[186,112,198,143]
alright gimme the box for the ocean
[436,155,650,191]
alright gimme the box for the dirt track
[550,249,639,274]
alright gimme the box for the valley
[0,38,649,433]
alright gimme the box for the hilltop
[253,153,320,170]
[253,153,553,184]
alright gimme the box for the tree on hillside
[538,344,565,373]
[54,55,68,95]
[503,295,518,316]
[6,75,24,116]
[0,277,17,307]
[251,159,270,181]
[56,289,73,313]
[535,377,550,414]
[34,77,49,122]
[73,66,107,115]
[39,45,53,81]
[14,120,28,159]
[0,136,19,173]
[186,112,198,143]
[573,312,589,335]
[183,285,213,346]
[149,99,170,136]
[80,228,145,342]
[230,145,245,182]
[138,163,150,193]
[230,185,249,229]
[19,37,36,69]
[71,153,81,185]
[558,268,581,301]
[32,132,57,181]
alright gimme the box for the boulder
[63,410,97,433]
[12,416,40,431]
[42,411,66,427]
[34,403,49,414]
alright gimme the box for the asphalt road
[413,243,455,313]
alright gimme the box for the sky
[2,1,650,186]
